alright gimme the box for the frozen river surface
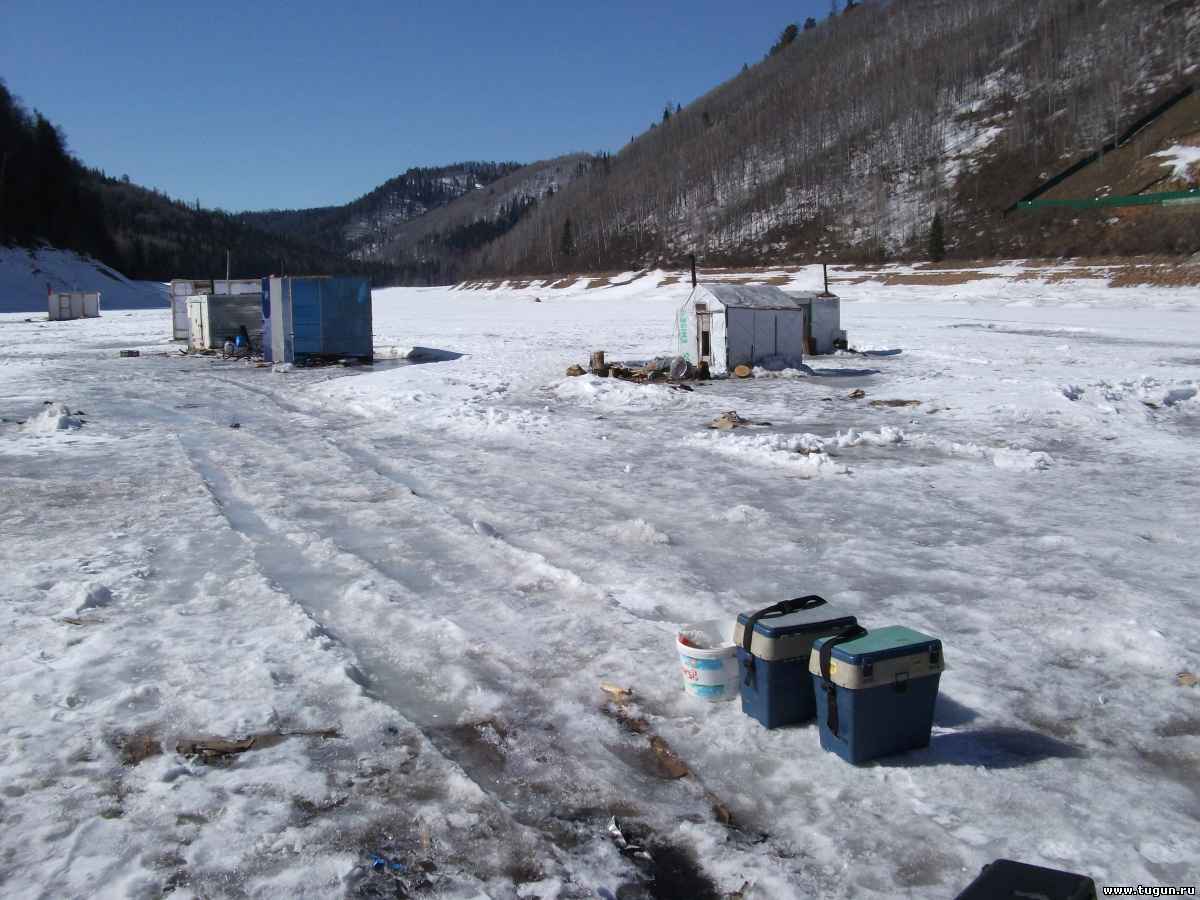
[1,268,1198,898]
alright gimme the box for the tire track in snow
[206,372,709,623]
[171,420,743,889]
[165,373,779,890]
[174,432,605,883]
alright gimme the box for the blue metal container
[809,625,943,764]
[733,596,857,729]
[264,276,373,364]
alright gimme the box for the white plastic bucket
[677,620,739,702]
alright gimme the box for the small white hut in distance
[48,291,101,320]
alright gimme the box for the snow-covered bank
[0,245,167,313]
[1,268,1198,897]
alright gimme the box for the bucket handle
[818,624,869,738]
[741,595,827,684]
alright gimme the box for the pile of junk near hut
[172,275,374,365]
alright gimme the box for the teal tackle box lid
[809,625,943,689]
[734,598,857,661]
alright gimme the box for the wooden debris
[566,364,586,376]
[600,682,635,702]
[600,686,736,826]
[733,364,752,378]
[707,410,771,430]
[870,398,921,408]
[176,727,339,762]
[59,615,104,626]
[848,388,866,399]
[1177,671,1198,687]
[649,736,690,779]
[118,350,140,358]
[116,731,163,766]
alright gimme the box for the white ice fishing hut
[47,291,101,320]
[674,283,814,374]
[169,279,212,339]
[187,289,263,350]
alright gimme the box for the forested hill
[237,161,523,261]
[238,157,590,285]
[455,0,1200,277]
[0,79,396,283]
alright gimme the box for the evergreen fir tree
[929,211,945,262]
[770,23,799,55]
[560,218,576,258]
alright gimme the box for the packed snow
[0,246,168,313]
[1151,144,1200,183]
[1,267,1198,898]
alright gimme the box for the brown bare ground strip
[881,272,1001,286]
[1109,265,1200,287]
[1013,268,1108,283]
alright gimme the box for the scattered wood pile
[565,350,711,385]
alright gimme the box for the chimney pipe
[689,253,697,288]
[823,262,829,295]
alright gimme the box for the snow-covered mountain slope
[0,246,167,313]
[1,266,1196,896]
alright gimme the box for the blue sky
[2,0,829,212]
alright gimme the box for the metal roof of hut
[692,283,819,309]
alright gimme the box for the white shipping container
[47,291,101,320]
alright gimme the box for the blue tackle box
[809,625,943,763]
[953,859,1097,899]
[734,596,857,729]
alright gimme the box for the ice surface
[1,267,1198,897]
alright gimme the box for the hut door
[696,308,712,363]
[753,311,778,359]
[776,311,806,367]
[58,296,71,319]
